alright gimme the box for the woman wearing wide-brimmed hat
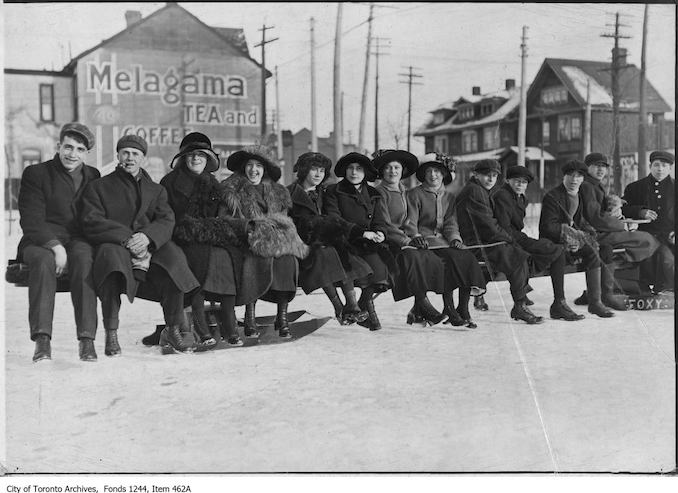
[402,153,487,328]
[287,152,372,324]
[324,152,395,331]
[160,132,246,348]
[373,149,448,326]
[218,145,309,339]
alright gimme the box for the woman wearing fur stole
[324,152,395,331]
[219,146,308,339]
[160,132,246,348]
[372,149,449,327]
[287,152,372,325]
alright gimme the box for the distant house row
[415,52,675,197]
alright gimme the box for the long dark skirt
[433,248,487,293]
[354,251,391,290]
[391,248,446,301]
[299,246,373,294]
[182,244,237,295]
[260,254,299,303]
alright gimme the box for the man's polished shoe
[550,299,585,321]
[588,301,614,318]
[32,334,52,362]
[79,338,98,362]
[510,302,545,325]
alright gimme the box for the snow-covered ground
[1,216,674,473]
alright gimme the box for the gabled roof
[532,58,671,113]
[63,3,269,77]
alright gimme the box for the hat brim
[373,150,419,179]
[416,161,453,185]
[227,150,281,182]
[506,167,534,183]
[170,143,220,172]
[335,153,377,181]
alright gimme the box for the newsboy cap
[116,134,148,155]
[506,165,534,182]
[60,122,95,150]
[474,159,501,174]
[562,160,588,175]
[584,152,609,167]
[649,150,674,165]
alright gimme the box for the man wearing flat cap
[17,122,101,362]
[493,166,584,321]
[578,152,660,309]
[621,151,675,293]
[456,159,544,324]
[81,135,199,354]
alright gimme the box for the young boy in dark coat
[455,159,543,324]
[17,123,101,362]
[622,150,674,293]
[493,165,584,321]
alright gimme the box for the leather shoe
[550,299,585,321]
[159,325,192,353]
[602,294,628,311]
[79,338,97,362]
[510,302,545,324]
[32,334,51,362]
[588,301,614,318]
[473,295,489,311]
[105,329,122,356]
[573,290,588,306]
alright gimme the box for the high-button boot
[415,295,446,326]
[104,329,122,356]
[79,338,98,362]
[456,287,477,328]
[324,287,345,322]
[586,267,614,318]
[243,302,260,338]
[406,302,426,325]
[33,334,52,362]
[275,301,291,338]
[442,292,465,326]
[473,294,489,311]
[573,290,589,305]
[357,288,381,331]
[342,287,368,324]
[601,264,628,311]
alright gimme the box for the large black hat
[227,145,281,182]
[334,152,378,182]
[372,149,419,179]
[169,132,219,172]
[294,152,333,183]
[415,152,456,186]
[506,165,534,183]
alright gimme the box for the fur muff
[294,214,355,269]
[248,213,310,259]
[174,216,250,249]
[219,173,292,219]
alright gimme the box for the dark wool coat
[622,175,675,245]
[17,154,100,260]
[493,183,563,272]
[81,167,199,302]
[455,177,513,246]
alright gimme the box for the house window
[540,86,568,106]
[39,84,54,122]
[434,135,449,154]
[571,116,581,139]
[542,120,550,145]
[462,130,478,153]
[481,103,493,116]
[558,115,582,142]
[483,127,499,150]
[458,106,473,121]
[433,112,446,125]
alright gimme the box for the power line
[398,66,423,151]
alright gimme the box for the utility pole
[398,66,423,152]
[254,24,278,143]
[601,12,631,194]
[518,26,528,168]
[638,4,649,178]
[584,79,592,156]
[333,4,343,161]
[359,3,374,154]
[372,37,390,153]
[275,65,283,163]
[310,17,318,152]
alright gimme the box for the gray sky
[3,2,676,155]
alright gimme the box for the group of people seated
[16,122,674,362]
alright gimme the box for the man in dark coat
[81,135,200,354]
[622,150,674,293]
[455,159,542,324]
[579,152,660,309]
[17,123,101,362]
[493,165,584,321]
[539,160,615,317]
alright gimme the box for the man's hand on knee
[51,244,68,276]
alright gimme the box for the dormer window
[540,86,568,106]
[433,112,446,125]
[458,106,473,121]
[481,103,493,116]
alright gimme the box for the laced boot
[406,303,426,325]
[457,288,477,328]
[442,292,465,326]
[243,302,260,338]
[275,301,291,338]
[357,289,381,331]
[415,295,446,326]
[510,301,545,324]
[342,287,368,324]
[32,334,51,362]
[79,338,97,362]
[550,299,585,321]
[159,324,192,353]
[104,329,122,356]
[601,264,628,311]
[473,295,489,311]
[585,267,614,318]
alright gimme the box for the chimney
[125,10,142,27]
[472,86,481,96]
[613,47,628,66]
[505,79,516,90]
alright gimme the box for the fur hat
[334,152,377,182]
[649,150,674,165]
[227,145,281,182]
[294,152,333,183]
[60,122,95,150]
[473,159,501,174]
[372,149,419,179]
[416,152,456,185]
[506,165,534,183]
[561,160,588,175]
[170,132,220,173]
[116,134,148,155]
[584,152,609,167]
